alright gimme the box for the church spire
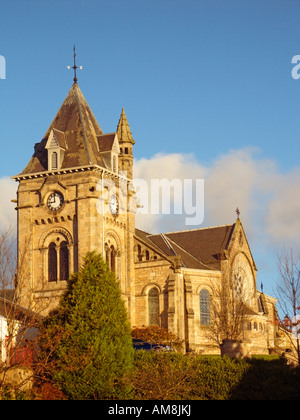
[117,108,135,179]
[117,108,135,145]
[16,83,104,177]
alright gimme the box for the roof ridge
[74,84,93,164]
[43,83,103,138]
[135,227,152,236]
[149,223,235,237]
[15,83,110,177]
[160,233,177,257]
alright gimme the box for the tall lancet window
[105,243,117,273]
[148,287,159,326]
[60,241,69,280]
[110,245,116,273]
[48,242,57,282]
[200,289,210,326]
[48,239,70,282]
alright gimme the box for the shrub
[38,252,134,400]
[128,351,200,400]
[229,358,300,400]
[191,356,249,400]
[126,352,300,400]
[132,326,180,343]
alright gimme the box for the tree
[0,227,41,398]
[37,251,134,400]
[275,248,300,365]
[207,263,247,348]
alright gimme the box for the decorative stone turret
[117,108,135,179]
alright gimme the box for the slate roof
[97,133,117,152]
[17,83,114,176]
[135,224,236,270]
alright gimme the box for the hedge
[126,351,300,400]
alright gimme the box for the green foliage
[38,252,134,400]
[229,358,300,400]
[132,326,179,343]
[127,351,199,400]
[128,352,249,400]
[191,356,250,400]
[35,251,300,400]
[126,352,300,400]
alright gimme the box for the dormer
[97,133,120,173]
[45,129,67,171]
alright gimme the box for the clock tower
[13,81,136,318]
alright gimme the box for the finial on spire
[235,207,240,219]
[67,45,83,84]
[116,108,135,145]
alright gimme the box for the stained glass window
[200,289,210,326]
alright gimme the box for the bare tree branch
[275,248,300,365]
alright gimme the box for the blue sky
[1,0,300,298]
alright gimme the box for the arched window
[137,245,143,261]
[110,245,116,273]
[105,243,117,273]
[48,242,57,282]
[145,250,150,261]
[51,152,58,170]
[60,241,69,280]
[105,244,110,266]
[148,287,159,326]
[200,289,210,326]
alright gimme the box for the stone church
[12,80,278,354]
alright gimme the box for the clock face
[109,195,118,215]
[47,192,64,211]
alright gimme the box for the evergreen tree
[38,251,134,400]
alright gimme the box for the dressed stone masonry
[12,81,278,354]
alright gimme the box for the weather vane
[67,45,83,84]
[235,207,240,219]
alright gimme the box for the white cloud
[133,153,206,233]
[1,148,299,251]
[264,167,300,246]
[133,148,300,251]
[0,177,17,232]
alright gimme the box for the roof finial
[235,207,240,219]
[67,45,83,84]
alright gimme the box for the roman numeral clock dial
[47,192,64,211]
